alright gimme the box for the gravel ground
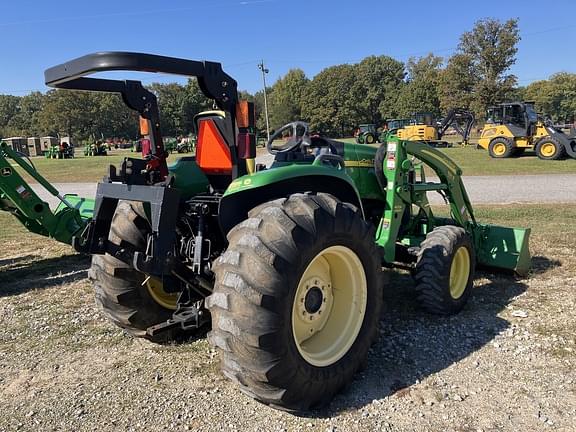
[1,206,575,432]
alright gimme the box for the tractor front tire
[88,201,181,343]
[535,136,566,160]
[488,137,514,158]
[207,193,383,411]
[414,226,475,315]
[365,133,376,144]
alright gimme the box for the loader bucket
[474,224,531,276]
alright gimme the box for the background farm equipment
[355,123,381,144]
[395,109,475,147]
[43,136,75,159]
[478,101,576,159]
[84,140,108,156]
[39,51,530,412]
[381,118,411,141]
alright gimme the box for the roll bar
[44,52,239,180]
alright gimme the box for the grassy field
[7,141,576,185]
[10,148,192,184]
[1,203,575,431]
[339,137,576,176]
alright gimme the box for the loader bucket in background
[474,224,531,277]
[55,194,95,220]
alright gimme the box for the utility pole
[258,60,270,141]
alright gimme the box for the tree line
[1,18,574,141]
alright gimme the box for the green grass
[11,148,191,184]
[8,140,576,185]
[339,138,576,176]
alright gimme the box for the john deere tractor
[84,139,108,156]
[31,52,531,411]
[478,102,576,160]
[355,123,381,144]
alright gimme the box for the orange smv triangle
[196,119,232,174]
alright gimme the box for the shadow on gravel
[0,254,38,268]
[530,255,562,275]
[307,269,528,418]
[0,253,90,297]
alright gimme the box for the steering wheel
[266,121,310,154]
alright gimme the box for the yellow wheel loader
[478,102,576,160]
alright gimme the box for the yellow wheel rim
[146,277,179,310]
[449,247,471,300]
[492,142,507,156]
[540,142,556,157]
[291,246,367,367]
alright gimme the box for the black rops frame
[45,51,239,164]
[44,52,238,279]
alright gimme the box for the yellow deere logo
[344,159,374,168]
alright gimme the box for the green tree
[352,55,405,124]
[38,90,91,138]
[301,64,361,136]
[438,54,476,112]
[396,54,443,117]
[252,90,268,131]
[457,18,520,117]
[182,78,213,133]
[524,73,576,122]
[5,92,45,136]
[38,90,137,141]
[267,69,309,129]
[149,83,189,136]
[0,95,20,136]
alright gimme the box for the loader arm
[437,108,475,144]
[375,138,530,275]
[0,142,93,245]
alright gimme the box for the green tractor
[25,52,532,411]
[164,137,178,153]
[84,139,108,157]
[45,141,74,159]
[355,123,381,144]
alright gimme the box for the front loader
[39,52,530,412]
[0,142,93,244]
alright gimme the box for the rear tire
[535,136,565,160]
[88,201,181,342]
[207,193,383,411]
[488,137,513,158]
[414,226,475,315]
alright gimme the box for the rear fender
[219,167,363,235]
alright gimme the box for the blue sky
[0,0,574,95]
